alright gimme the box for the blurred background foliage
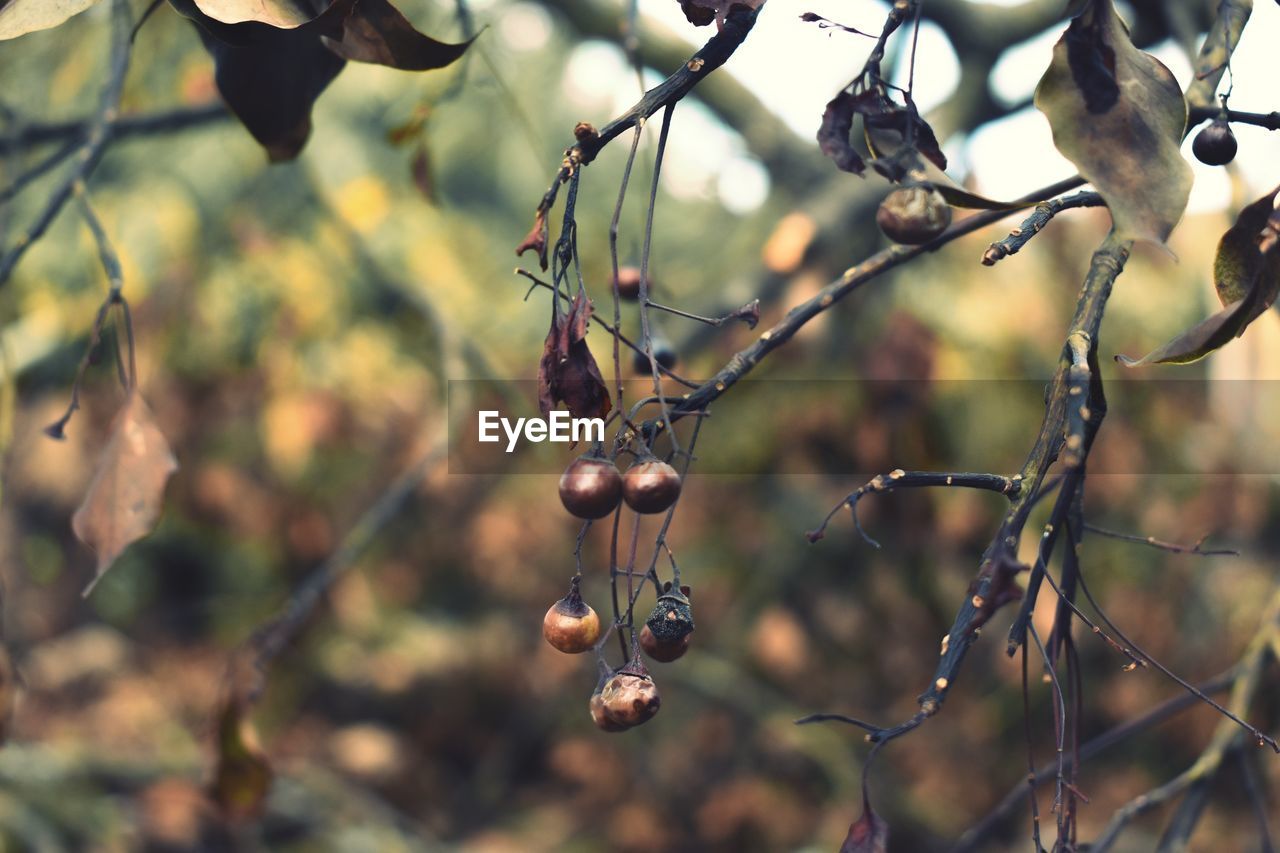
[0,0,1278,850]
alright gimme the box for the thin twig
[1082,523,1239,557]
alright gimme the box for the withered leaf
[171,0,472,160]
[322,0,474,70]
[210,695,273,821]
[0,0,100,39]
[841,788,889,853]
[73,392,178,595]
[1035,0,1191,245]
[817,92,865,176]
[537,293,611,421]
[1118,187,1280,367]
[516,209,549,270]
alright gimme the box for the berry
[632,340,678,375]
[600,661,661,727]
[611,267,649,300]
[622,459,682,514]
[559,455,622,519]
[640,624,690,662]
[589,690,630,732]
[876,185,952,245]
[542,578,601,654]
[1193,121,1237,166]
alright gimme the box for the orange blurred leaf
[73,392,178,595]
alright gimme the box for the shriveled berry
[640,624,691,662]
[1193,121,1237,166]
[876,185,952,245]
[611,267,649,300]
[542,579,601,654]
[622,459,682,514]
[589,691,630,732]
[559,455,622,520]
[600,665,660,727]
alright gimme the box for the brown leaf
[72,393,178,595]
[188,0,323,28]
[1035,0,1191,245]
[841,788,889,853]
[817,92,865,176]
[516,209,549,270]
[1119,187,1280,367]
[537,294,611,421]
[322,0,474,71]
[210,695,273,821]
[0,0,100,39]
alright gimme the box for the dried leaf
[171,0,471,160]
[188,0,321,28]
[322,0,474,71]
[817,92,865,176]
[537,293,611,421]
[1214,185,1280,306]
[841,788,889,853]
[1119,187,1280,366]
[0,0,100,40]
[516,209,549,270]
[210,696,273,821]
[1034,0,1191,245]
[72,393,178,594]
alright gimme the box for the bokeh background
[0,0,1279,849]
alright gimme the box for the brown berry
[632,339,678,374]
[622,459,682,514]
[600,663,661,727]
[876,185,952,245]
[542,579,601,654]
[611,266,649,300]
[559,455,622,519]
[1193,120,1236,166]
[640,624,691,662]
[589,690,630,732]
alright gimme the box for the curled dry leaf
[72,392,178,595]
[0,0,101,40]
[1118,186,1280,367]
[840,788,889,853]
[1034,0,1191,245]
[537,293,612,421]
[516,209,550,270]
[210,695,273,821]
[817,92,865,176]
[170,0,473,160]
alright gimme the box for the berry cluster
[544,452,690,731]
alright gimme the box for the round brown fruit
[600,667,660,727]
[876,185,952,245]
[542,582,601,654]
[1192,121,1237,166]
[622,460,682,514]
[631,340,678,375]
[640,624,691,662]
[611,267,649,300]
[589,691,630,732]
[559,456,622,520]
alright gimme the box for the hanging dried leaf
[1034,0,1191,245]
[840,788,889,853]
[72,393,178,595]
[1118,188,1280,367]
[537,293,611,421]
[210,696,273,821]
[0,0,100,40]
[516,209,549,270]
[322,0,474,71]
[170,0,472,160]
[817,92,865,176]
